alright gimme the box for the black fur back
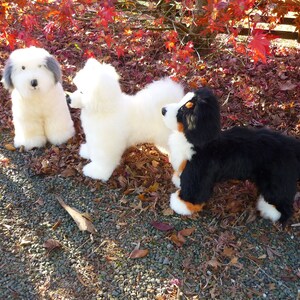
[177,87,299,224]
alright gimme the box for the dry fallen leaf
[43,239,62,252]
[56,196,97,234]
[93,197,102,203]
[0,157,10,166]
[177,232,186,244]
[61,167,76,177]
[170,232,184,247]
[268,283,276,291]
[162,207,174,216]
[138,193,146,201]
[151,160,159,168]
[150,221,174,231]
[266,247,281,260]
[222,246,235,257]
[105,256,119,261]
[247,255,263,265]
[81,212,93,222]
[229,257,239,265]
[207,258,221,269]
[129,249,149,259]
[178,227,196,237]
[4,143,16,151]
[146,182,159,193]
[35,197,44,206]
[279,80,297,91]
[51,146,60,155]
[76,273,89,287]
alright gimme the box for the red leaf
[104,35,114,48]
[59,0,75,18]
[98,6,116,25]
[22,15,38,31]
[116,45,125,58]
[134,29,145,38]
[150,221,174,231]
[83,50,95,58]
[248,31,272,63]
[165,41,175,51]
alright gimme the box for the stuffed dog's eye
[22,66,25,70]
[80,91,83,94]
[38,65,42,68]
[185,101,194,109]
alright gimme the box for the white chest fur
[168,131,195,187]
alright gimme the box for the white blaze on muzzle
[162,92,195,131]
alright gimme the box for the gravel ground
[0,141,299,300]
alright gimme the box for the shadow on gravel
[1,146,299,299]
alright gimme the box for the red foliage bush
[1,0,299,68]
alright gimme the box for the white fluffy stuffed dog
[2,46,75,150]
[68,58,184,181]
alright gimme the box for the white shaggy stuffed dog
[2,46,75,150]
[68,58,184,181]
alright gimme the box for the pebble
[163,257,170,265]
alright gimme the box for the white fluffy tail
[138,77,184,106]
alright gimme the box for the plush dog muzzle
[31,79,38,88]
[162,92,196,131]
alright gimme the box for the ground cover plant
[0,1,299,299]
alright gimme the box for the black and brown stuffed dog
[162,87,300,224]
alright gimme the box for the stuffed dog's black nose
[162,107,167,116]
[31,79,38,87]
[66,94,71,104]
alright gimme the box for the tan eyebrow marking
[185,101,194,109]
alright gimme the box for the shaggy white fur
[68,58,184,181]
[2,47,74,150]
[257,195,281,222]
[168,131,195,188]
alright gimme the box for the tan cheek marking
[178,160,187,173]
[177,122,184,132]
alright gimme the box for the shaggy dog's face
[2,47,62,99]
[162,88,221,145]
[68,62,99,109]
[68,58,122,112]
[67,70,88,109]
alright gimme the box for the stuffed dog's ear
[2,58,14,90]
[184,88,221,146]
[45,56,62,84]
